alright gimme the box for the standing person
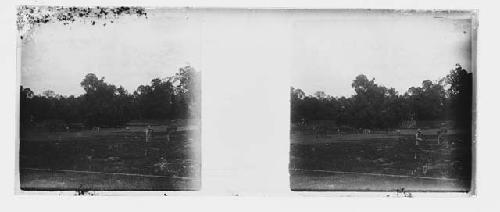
[145,125,153,143]
[165,125,170,142]
[165,125,175,142]
[413,129,424,161]
[415,129,424,146]
[144,125,153,157]
[438,123,447,145]
[437,129,442,144]
[396,129,401,136]
[300,118,306,127]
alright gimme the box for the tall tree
[80,73,123,127]
[446,64,473,129]
[134,78,176,120]
[351,74,388,128]
[406,79,447,121]
[169,66,201,119]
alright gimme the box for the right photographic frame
[289,9,476,193]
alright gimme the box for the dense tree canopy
[20,66,201,129]
[446,64,473,128]
[291,64,473,130]
[21,63,471,131]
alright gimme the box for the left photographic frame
[17,6,201,192]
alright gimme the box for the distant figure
[87,149,95,170]
[436,129,442,144]
[422,163,429,175]
[438,124,447,144]
[145,125,153,143]
[312,125,319,138]
[415,129,424,145]
[93,126,100,133]
[65,126,70,132]
[300,118,307,127]
[125,126,130,131]
[396,129,401,136]
[313,125,327,138]
[166,125,177,142]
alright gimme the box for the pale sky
[21,9,202,96]
[20,9,474,97]
[291,11,473,97]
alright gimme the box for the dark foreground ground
[19,127,200,191]
[290,131,472,192]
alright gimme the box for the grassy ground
[20,169,197,191]
[290,170,468,192]
[19,126,201,191]
[290,130,472,192]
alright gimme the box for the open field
[290,170,468,192]
[20,125,200,191]
[290,130,472,192]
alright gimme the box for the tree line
[20,66,201,129]
[291,64,473,130]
